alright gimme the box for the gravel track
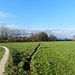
[0,46,9,75]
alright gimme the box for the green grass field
[1,42,75,75]
[31,42,75,75]
[0,47,5,60]
[0,42,40,75]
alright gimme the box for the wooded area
[0,25,73,42]
[0,25,57,42]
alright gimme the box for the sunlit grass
[31,41,75,75]
[0,47,5,60]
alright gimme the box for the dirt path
[0,46,9,75]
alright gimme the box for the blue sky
[0,0,75,29]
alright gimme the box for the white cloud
[0,11,13,18]
[0,23,74,39]
[24,28,75,39]
[11,28,75,39]
[7,24,16,27]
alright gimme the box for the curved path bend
[0,46,9,75]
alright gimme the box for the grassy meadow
[0,41,75,75]
[31,42,75,75]
[0,47,5,60]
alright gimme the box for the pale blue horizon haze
[0,0,75,38]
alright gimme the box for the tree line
[0,25,57,42]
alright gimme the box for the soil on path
[0,46,9,75]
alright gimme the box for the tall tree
[49,34,57,41]
[38,32,48,41]
[72,35,75,41]
[0,23,8,41]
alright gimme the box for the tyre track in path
[0,46,9,75]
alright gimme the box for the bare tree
[0,23,8,41]
[38,32,48,41]
[49,34,57,41]
[72,35,75,41]
[9,28,21,41]
[30,32,48,41]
